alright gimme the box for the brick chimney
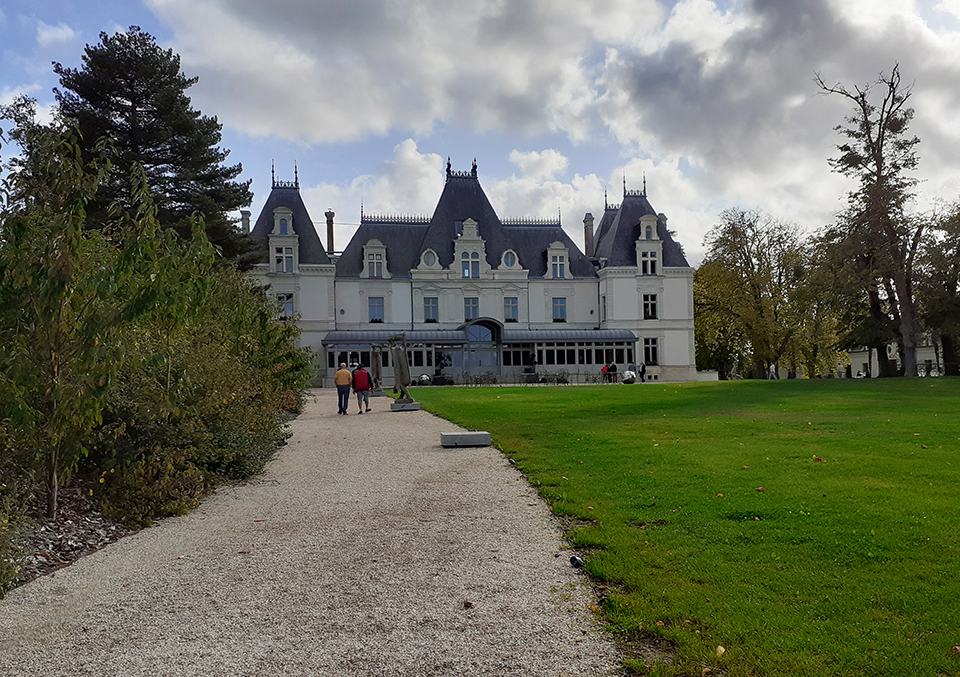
[240,210,251,234]
[325,209,335,255]
[583,212,595,258]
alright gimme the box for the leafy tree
[813,209,902,377]
[697,208,808,379]
[53,26,256,265]
[916,201,960,375]
[0,102,162,518]
[816,65,924,376]
[694,261,749,378]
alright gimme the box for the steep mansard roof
[594,190,690,268]
[336,163,596,279]
[250,182,331,265]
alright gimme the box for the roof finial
[294,162,299,189]
[472,158,477,176]
[446,157,452,178]
[643,172,647,197]
[604,187,608,210]
[623,174,627,197]
[271,160,276,188]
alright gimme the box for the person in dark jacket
[353,364,372,414]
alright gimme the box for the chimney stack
[583,212,595,258]
[240,210,251,234]
[325,209,335,255]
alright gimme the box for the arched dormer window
[500,249,519,269]
[453,218,489,279]
[645,225,653,240]
[272,207,293,235]
[462,251,480,278]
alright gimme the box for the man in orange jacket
[335,363,352,415]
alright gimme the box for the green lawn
[411,379,960,677]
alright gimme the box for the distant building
[248,160,700,386]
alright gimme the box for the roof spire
[446,157,452,179]
[643,172,647,197]
[294,162,299,189]
[623,174,627,197]
[472,158,477,176]
[271,160,276,188]
[604,187,608,210]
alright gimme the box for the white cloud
[36,21,75,48]
[301,139,446,247]
[508,149,570,181]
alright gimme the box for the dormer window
[546,241,569,279]
[640,250,658,275]
[462,251,480,278]
[552,255,566,278]
[368,253,383,278]
[275,246,293,273]
[362,239,391,279]
[272,207,294,235]
[645,225,653,240]
[501,250,518,268]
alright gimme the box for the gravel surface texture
[0,390,622,676]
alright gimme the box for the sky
[2,0,960,265]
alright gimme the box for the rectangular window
[277,293,294,321]
[275,246,293,273]
[643,294,658,320]
[641,251,658,275]
[367,253,383,278]
[552,255,565,278]
[464,297,479,321]
[644,338,659,366]
[504,297,518,322]
[424,297,439,323]
[552,297,567,323]
[369,297,384,323]
[601,294,607,321]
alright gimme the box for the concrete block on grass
[390,402,422,411]
[441,431,492,447]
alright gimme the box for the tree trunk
[892,270,918,377]
[943,333,960,376]
[46,447,59,520]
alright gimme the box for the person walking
[353,364,372,414]
[335,363,352,415]
[638,362,647,383]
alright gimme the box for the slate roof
[593,190,690,268]
[249,183,331,265]
[336,161,597,279]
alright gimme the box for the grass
[411,378,960,677]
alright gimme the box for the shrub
[99,449,213,528]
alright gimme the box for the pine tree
[53,26,257,265]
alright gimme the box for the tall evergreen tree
[53,26,257,265]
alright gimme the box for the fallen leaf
[716,493,724,497]
[717,645,726,657]
[702,669,712,676]
[756,487,765,492]
[464,600,473,609]
[657,621,665,626]
[742,465,750,469]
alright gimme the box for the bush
[99,450,213,528]
[0,430,33,596]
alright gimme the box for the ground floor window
[644,338,659,366]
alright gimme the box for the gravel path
[0,389,622,676]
